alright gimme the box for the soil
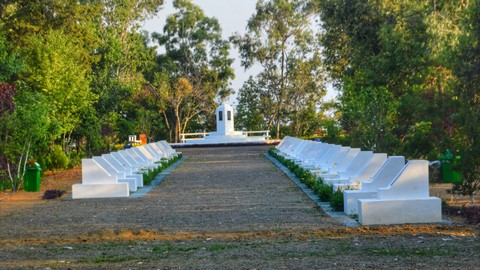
[0,145,478,269]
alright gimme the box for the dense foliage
[0,0,479,198]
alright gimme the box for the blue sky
[142,0,336,106]
[142,0,259,105]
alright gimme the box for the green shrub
[303,175,316,189]
[0,179,12,192]
[142,166,163,186]
[48,145,69,170]
[315,182,333,202]
[329,190,344,211]
[69,150,85,168]
[293,167,304,178]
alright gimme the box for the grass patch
[207,243,238,251]
[364,247,449,257]
[152,242,201,254]
[92,256,139,263]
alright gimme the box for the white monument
[180,103,268,144]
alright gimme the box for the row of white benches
[72,141,180,199]
[276,137,442,225]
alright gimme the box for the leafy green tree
[86,0,163,148]
[25,29,95,149]
[2,89,49,191]
[232,0,324,138]
[447,2,480,205]
[150,0,234,142]
[235,77,268,131]
[316,0,460,156]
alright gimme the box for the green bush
[329,190,344,211]
[143,166,162,186]
[293,167,304,178]
[303,175,316,189]
[0,179,12,192]
[268,148,346,212]
[69,150,85,168]
[315,182,333,202]
[48,145,69,170]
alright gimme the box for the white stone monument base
[118,177,137,192]
[358,197,442,225]
[343,190,377,215]
[72,183,130,199]
[128,174,143,188]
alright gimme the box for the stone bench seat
[357,160,442,225]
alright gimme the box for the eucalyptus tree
[231,0,325,138]
[150,0,234,143]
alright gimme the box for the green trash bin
[24,163,41,192]
[439,150,462,183]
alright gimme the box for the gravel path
[0,145,478,269]
[0,145,337,241]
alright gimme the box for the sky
[142,0,260,106]
[141,0,336,106]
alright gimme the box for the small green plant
[329,189,344,211]
[315,182,333,202]
[142,166,162,186]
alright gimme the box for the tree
[87,0,163,149]
[235,77,268,131]
[316,0,461,156]
[150,0,234,142]
[25,29,94,150]
[231,0,324,138]
[447,2,480,205]
[2,90,49,191]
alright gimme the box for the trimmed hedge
[268,148,344,211]
[143,153,183,186]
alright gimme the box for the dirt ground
[0,145,479,269]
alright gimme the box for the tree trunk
[174,108,181,143]
[276,119,281,139]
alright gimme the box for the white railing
[180,132,209,143]
[241,130,270,138]
[179,130,270,143]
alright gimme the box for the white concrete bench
[300,144,337,170]
[72,159,130,199]
[308,146,347,172]
[122,149,157,170]
[333,153,387,191]
[131,147,163,169]
[357,160,442,225]
[323,151,374,185]
[313,148,361,179]
[298,143,331,167]
[102,154,144,188]
[155,141,181,159]
[343,156,405,215]
[137,145,161,162]
[92,156,137,192]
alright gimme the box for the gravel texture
[0,145,478,269]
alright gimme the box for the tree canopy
[0,0,480,198]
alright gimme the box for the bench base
[343,190,376,215]
[72,183,130,199]
[358,197,442,225]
